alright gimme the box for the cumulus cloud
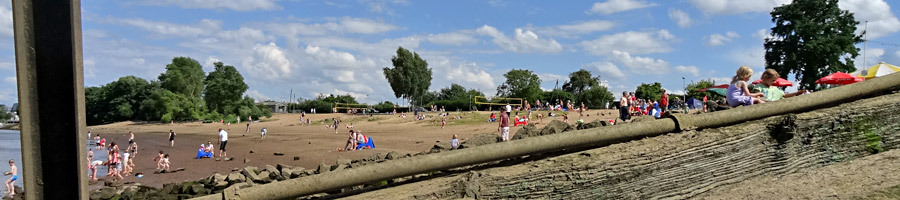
[675,65,700,76]
[858,48,885,68]
[706,31,739,46]
[108,18,222,38]
[427,55,497,94]
[242,42,292,79]
[538,73,567,82]
[755,29,771,41]
[610,50,670,74]
[839,0,900,39]
[729,46,766,69]
[527,20,616,38]
[142,0,282,11]
[587,0,658,15]
[0,4,11,37]
[244,90,270,101]
[476,25,563,53]
[688,0,790,15]
[580,30,677,56]
[268,17,399,37]
[425,31,479,46]
[583,61,626,79]
[668,9,692,28]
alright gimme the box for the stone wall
[347,91,900,199]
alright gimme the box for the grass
[853,119,883,154]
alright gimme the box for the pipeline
[194,72,900,200]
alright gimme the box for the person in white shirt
[218,128,228,158]
[505,103,512,117]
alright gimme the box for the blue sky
[0,0,899,106]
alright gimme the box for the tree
[0,105,13,122]
[562,69,600,96]
[438,84,468,101]
[497,69,542,101]
[159,57,206,98]
[685,79,717,100]
[204,62,249,114]
[765,0,862,89]
[539,89,575,106]
[384,47,432,107]
[635,82,663,101]
[577,87,614,109]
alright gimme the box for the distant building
[259,101,287,113]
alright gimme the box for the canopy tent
[851,62,899,80]
[697,84,728,92]
[751,78,793,87]
[686,98,704,109]
[815,72,863,85]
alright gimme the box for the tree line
[85,57,271,125]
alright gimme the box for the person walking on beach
[218,128,229,158]
[660,89,669,113]
[128,131,135,143]
[246,123,251,133]
[168,130,176,147]
[4,159,17,197]
[498,111,510,142]
[620,92,630,121]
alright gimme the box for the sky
[0,0,899,106]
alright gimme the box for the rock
[579,120,605,130]
[215,181,229,188]
[336,159,352,166]
[249,150,255,153]
[226,172,246,183]
[224,157,234,161]
[265,165,279,173]
[273,152,284,156]
[256,171,272,183]
[459,133,501,148]
[317,163,331,174]
[242,167,262,182]
[98,187,120,199]
[191,184,208,195]
[244,158,250,163]
[432,141,451,151]
[277,163,293,171]
[539,120,570,136]
[293,156,300,160]
[385,151,400,160]
[280,167,293,179]
[331,164,347,171]
[369,153,384,161]
[304,169,316,176]
[511,124,540,140]
[212,173,227,184]
[290,168,305,178]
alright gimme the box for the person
[333,118,339,134]
[498,111,510,142]
[155,151,165,170]
[121,144,131,176]
[5,159,17,197]
[107,142,123,181]
[620,92,630,121]
[505,103,512,117]
[344,130,358,151]
[727,66,765,107]
[703,95,708,113]
[162,154,170,172]
[759,69,806,101]
[355,131,375,150]
[128,131,134,143]
[196,144,213,159]
[246,123,251,133]
[87,130,92,140]
[441,116,446,129]
[450,135,459,149]
[535,99,542,110]
[489,112,496,122]
[248,115,253,123]
[660,89,669,112]
[89,160,103,182]
[237,116,241,124]
[205,141,215,157]
[168,130,176,147]
[260,127,268,139]
[97,136,106,150]
[218,128,229,158]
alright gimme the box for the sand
[86,110,622,188]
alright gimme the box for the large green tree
[84,76,152,124]
[685,79,717,100]
[497,69,542,101]
[577,87,614,109]
[635,82,664,101]
[384,47,432,107]
[562,69,600,96]
[765,0,862,89]
[159,57,206,98]
[438,84,468,101]
[203,62,249,114]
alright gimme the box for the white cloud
[668,9,692,28]
[755,29,771,41]
[710,77,732,84]
[688,0,791,15]
[476,25,563,53]
[706,31,739,46]
[359,0,410,15]
[675,65,700,76]
[580,30,676,56]
[3,77,14,84]
[245,90,270,101]
[0,4,11,37]
[610,50,670,74]
[142,0,282,11]
[839,0,900,39]
[538,73,567,82]
[110,18,222,38]
[425,31,479,46]
[729,46,766,69]
[270,17,399,37]
[427,55,497,94]
[242,42,292,79]
[0,61,12,70]
[584,61,626,79]
[527,20,616,38]
[587,0,658,15]
[859,48,885,68]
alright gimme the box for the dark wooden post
[12,0,88,199]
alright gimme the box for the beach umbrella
[815,72,863,85]
[697,84,729,92]
[851,62,900,80]
[751,78,793,87]
[704,88,727,96]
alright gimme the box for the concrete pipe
[194,72,900,200]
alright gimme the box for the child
[260,128,268,139]
[89,160,103,182]
[162,154,170,172]
[441,117,446,129]
[450,135,459,149]
[727,66,766,107]
[759,69,806,101]
[5,159,17,197]
[344,130,357,151]
[155,151,165,170]
[169,130,176,147]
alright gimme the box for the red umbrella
[752,78,794,87]
[697,84,729,92]
[815,72,863,85]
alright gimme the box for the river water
[0,130,23,188]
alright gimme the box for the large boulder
[459,133,501,148]
[226,172,246,183]
[242,167,262,182]
[511,124,540,140]
[265,165,280,179]
[577,120,605,130]
[385,151,400,160]
[280,167,293,179]
[317,163,331,174]
[276,163,293,171]
[256,171,272,183]
[540,120,572,135]
[290,167,306,178]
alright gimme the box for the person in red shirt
[703,95,708,113]
[660,89,668,113]
[498,111,510,141]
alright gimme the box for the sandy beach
[87,110,621,188]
